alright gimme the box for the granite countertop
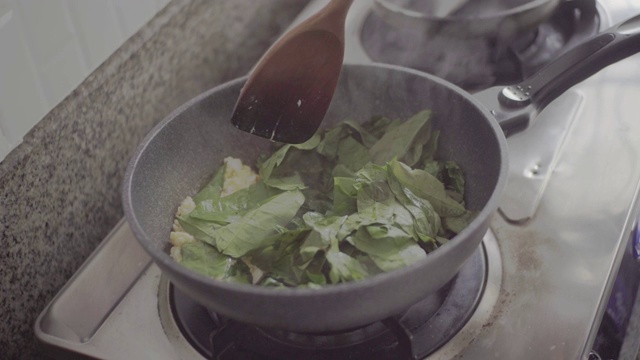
[0,1,308,358]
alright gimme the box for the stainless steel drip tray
[34,220,177,359]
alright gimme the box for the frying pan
[373,0,562,40]
[123,15,640,332]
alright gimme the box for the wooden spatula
[230,0,354,144]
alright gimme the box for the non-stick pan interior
[124,63,506,331]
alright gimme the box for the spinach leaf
[336,136,370,172]
[355,162,388,183]
[179,241,252,284]
[189,182,280,223]
[215,190,305,257]
[387,174,441,241]
[332,177,359,216]
[303,212,349,249]
[316,124,348,160]
[251,233,308,286]
[177,215,220,244]
[356,180,398,222]
[263,173,307,191]
[341,119,379,148]
[352,225,426,272]
[364,116,397,139]
[368,110,433,166]
[259,145,291,183]
[443,210,477,234]
[443,161,465,198]
[387,159,466,217]
[259,134,321,182]
[326,250,369,283]
[192,164,226,204]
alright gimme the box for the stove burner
[169,245,487,360]
[360,0,599,91]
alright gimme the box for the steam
[362,13,498,90]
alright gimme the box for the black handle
[491,13,640,135]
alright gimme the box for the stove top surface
[35,1,640,359]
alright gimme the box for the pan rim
[121,62,509,299]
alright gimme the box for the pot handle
[490,13,640,136]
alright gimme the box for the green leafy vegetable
[170,109,476,287]
[352,225,426,272]
[368,110,433,166]
[180,241,252,284]
[214,190,305,258]
[387,159,466,217]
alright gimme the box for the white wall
[0,0,170,161]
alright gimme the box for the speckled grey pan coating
[123,63,508,332]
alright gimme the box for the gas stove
[36,1,640,359]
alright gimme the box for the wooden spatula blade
[230,32,344,144]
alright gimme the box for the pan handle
[489,13,640,136]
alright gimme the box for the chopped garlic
[221,157,258,197]
[172,197,194,233]
[172,219,184,232]
[170,231,195,247]
[170,246,182,262]
[176,196,196,217]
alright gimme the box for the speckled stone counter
[0,1,307,358]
